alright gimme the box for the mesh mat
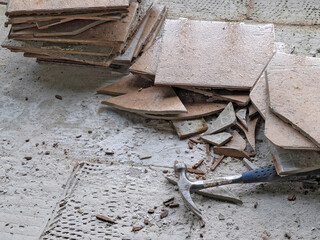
[40,162,188,240]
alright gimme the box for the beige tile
[155,19,274,90]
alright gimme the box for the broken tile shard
[236,108,248,130]
[172,118,208,139]
[102,86,187,115]
[237,116,259,151]
[97,74,153,95]
[213,131,249,158]
[201,132,232,146]
[203,102,236,135]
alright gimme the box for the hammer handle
[241,165,281,183]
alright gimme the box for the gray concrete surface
[1,1,320,239]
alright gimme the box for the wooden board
[213,131,249,158]
[264,101,320,151]
[97,74,153,95]
[129,38,160,79]
[2,38,114,56]
[101,86,187,115]
[155,19,274,90]
[269,141,320,176]
[132,5,166,58]
[250,73,267,119]
[6,0,129,16]
[172,118,208,139]
[9,2,139,47]
[141,102,227,120]
[267,52,320,147]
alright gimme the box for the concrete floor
[1,1,320,239]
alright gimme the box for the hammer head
[174,162,202,218]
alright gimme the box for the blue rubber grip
[242,166,281,183]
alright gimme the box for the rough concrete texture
[1,1,320,239]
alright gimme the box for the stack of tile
[250,53,320,176]
[99,18,320,176]
[1,0,167,69]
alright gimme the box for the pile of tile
[99,18,320,176]
[1,0,167,69]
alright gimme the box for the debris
[147,209,155,214]
[144,219,149,225]
[201,132,233,146]
[76,135,82,138]
[24,156,32,160]
[169,203,179,208]
[210,155,225,171]
[236,108,248,130]
[267,53,320,147]
[288,195,296,201]
[44,151,50,155]
[162,170,168,174]
[213,131,249,158]
[172,118,208,139]
[160,209,168,219]
[242,158,258,170]
[96,214,116,224]
[199,218,206,228]
[138,150,152,160]
[254,202,258,208]
[102,86,187,115]
[55,95,62,100]
[154,19,274,89]
[187,168,205,175]
[248,104,259,119]
[203,102,237,135]
[218,213,225,220]
[163,197,174,207]
[192,159,204,169]
[236,116,259,151]
[97,74,153,95]
[190,138,202,144]
[132,226,143,232]
[284,232,292,239]
[188,140,194,149]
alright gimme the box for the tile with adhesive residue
[203,102,236,135]
[172,118,208,139]
[155,19,274,89]
[269,141,320,176]
[201,132,233,146]
[266,52,320,148]
[97,73,153,95]
[102,86,187,115]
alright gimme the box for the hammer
[173,162,320,218]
